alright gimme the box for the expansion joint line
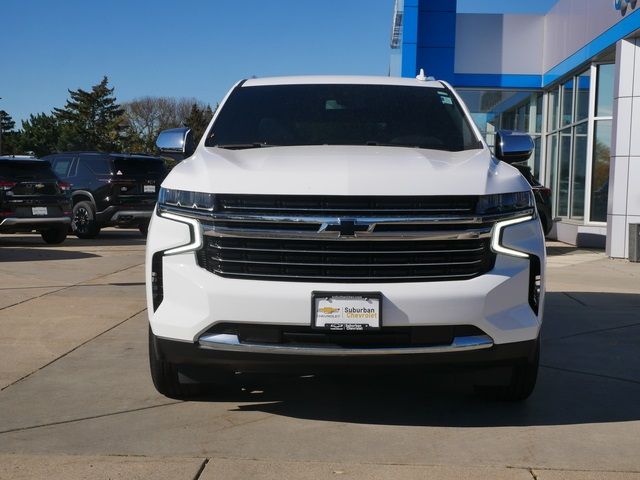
[0,306,147,392]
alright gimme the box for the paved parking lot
[1,231,639,479]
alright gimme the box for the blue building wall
[400,0,640,88]
[401,0,456,83]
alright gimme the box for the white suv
[146,76,545,401]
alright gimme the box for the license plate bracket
[32,206,48,216]
[312,291,382,331]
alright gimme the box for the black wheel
[41,226,68,244]
[139,222,149,237]
[72,201,101,239]
[475,341,540,402]
[148,327,231,399]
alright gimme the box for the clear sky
[2,0,560,125]
[2,0,395,124]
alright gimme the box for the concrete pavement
[0,233,639,479]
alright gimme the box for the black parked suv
[0,156,72,244]
[513,164,553,236]
[44,152,168,238]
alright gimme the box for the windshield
[206,84,482,151]
[0,160,58,181]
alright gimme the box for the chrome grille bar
[182,194,507,282]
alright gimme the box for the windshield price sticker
[313,294,381,331]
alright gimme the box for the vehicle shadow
[199,291,640,428]
[0,228,145,249]
[0,247,100,262]
[545,243,603,256]
[63,229,146,247]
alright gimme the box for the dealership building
[391,0,640,258]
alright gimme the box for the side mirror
[494,130,534,164]
[156,127,195,161]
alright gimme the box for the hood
[162,145,530,196]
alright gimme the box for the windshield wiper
[214,143,276,150]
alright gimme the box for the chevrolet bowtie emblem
[323,219,370,237]
[318,307,340,314]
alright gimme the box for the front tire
[72,201,101,239]
[139,222,149,237]
[475,341,540,401]
[149,327,218,400]
[41,226,68,244]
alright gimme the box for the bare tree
[123,96,210,152]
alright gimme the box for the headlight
[158,187,216,213]
[157,187,211,255]
[491,214,535,258]
[476,191,534,216]
[478,191,536,258]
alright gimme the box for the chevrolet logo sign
[615,0,638,16]
[321,219,371,237]
[318,307,340,314]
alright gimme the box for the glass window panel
[516,104,528,132]
[501,110,516,131]
[576,70,591,122]
[590,120,612,222]
[457,89,538,144]
[533,136,542,180]
[548,88,559,131]
[547,134,558,216]
[561,80,574,127]
[557,128,572,217]
[571,122,588,219]
[596,64,615,117]
[535,93,543,133]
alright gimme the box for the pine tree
[0,110,16,133]
[183,103,215,144]
[0,110,17,155]
[54,76,126,152]
[19,113,62,157]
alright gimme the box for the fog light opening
[528,255,541,315]
[151,252,164,311]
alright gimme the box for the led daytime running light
[491,215,534,258]
[160,211,203,255]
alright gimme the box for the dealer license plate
[312,292,381,331]
[32,207,48,216]
[143,185,156,193]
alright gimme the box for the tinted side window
[82,155,113,175]
[52,156,74,178]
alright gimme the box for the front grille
[187,194,504,283]
[197,236,495,282]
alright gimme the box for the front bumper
[146,212,546,350]
[153,331,538,375]
[0,216,71,232]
